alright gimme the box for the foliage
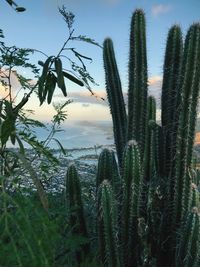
[4,0,26,12]
[1,6,200,267]
[0,5,100,189]
[0,6,101,267]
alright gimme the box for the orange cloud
[148,76,162,86]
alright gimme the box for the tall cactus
[64,10,200,267]
[99,180,120,267]
[172,23,200,230]
[103,39,127,168]
[127,9,148,158]
[103,9,148,166]
[101,10,200,267]
[96,148,120,194]
[161,25,183,177]
[121,140,141,266]
[65,164,89,260]
[96,148,120,264]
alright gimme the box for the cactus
[121,141,141,266]
[65,164,89,261]
[102,11,200,267]
[127,9,148,158]
[99,180,120,267]
[161,25,183,177]
[103,9,147,166]
[64,10,200,267]
[103,39,127,168]
[96,148,120,194]
[172,23,200,231]
[96,148,120,264]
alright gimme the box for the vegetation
[4,0,26,12]
[1,6,200,267]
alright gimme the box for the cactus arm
[173,24,200,228]
[103,38,127,168]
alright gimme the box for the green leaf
[0,118,16,146]
[54,57,67,97]
[15,135,25,154]
[71,35,102,48]
[62,71,84,86]
[9,150,49,212]
[41,72,52,105]
[38,56,54,104]
[47,73,57,104]
[15,7,26,12]
[52,138,66,155]
[38,61,44,67]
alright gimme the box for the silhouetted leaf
[71,35,102,48]
[15,7,26,12]
[1,118,15,146]
[47,73,57,104]
[38,56,54,104]
[62,71,84,86]
[54,57,67,96]
[53,138,66,155]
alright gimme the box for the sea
[35,120,114,149]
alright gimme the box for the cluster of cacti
[65,9,200,267]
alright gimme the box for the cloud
[56,90,108,106]
[151,4,172,17]
[148,75,162,87]
[148,76,163,108]
[82,103,90,107]
[0,69,21,99]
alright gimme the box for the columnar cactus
[65,164,89,260]
[102,9,200,267]
[65,10,200,267]
[99,180,120,267]
[103,39,127,168]
[96,148,120,263]
[161,25,183,177]
[121,141,141,266]
[127,9,148,158]
[172,23,200,231]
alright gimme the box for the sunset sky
[1,0,200,122]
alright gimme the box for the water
[35,120,114,149]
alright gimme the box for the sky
[1,0,200,122]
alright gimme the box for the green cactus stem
[100,180,120,267]
[127,9,148,158]
[103,38,127,168]
[65,164,89,260]
[173,23,200,229]
[121,140,141,266]
[161,25,183,177]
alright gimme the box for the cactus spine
[127,9,148,158]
